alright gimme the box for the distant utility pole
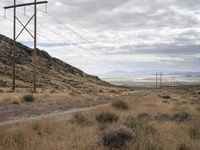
[171,77,176,87]
[171,77,173,86]
[160,72,163,88]
[4,0,48,92]
[173,77,176,86]
[156,72,158,88]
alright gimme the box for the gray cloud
[1,0,200,74]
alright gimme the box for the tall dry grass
[0,88,200,150]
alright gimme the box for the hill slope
[0,34,113,93]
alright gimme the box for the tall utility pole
[4,0,48,92]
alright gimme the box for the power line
[1,1,126,71]
[16,0,90,43]
[0,10,98,64]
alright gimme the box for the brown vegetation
[0,86,200,150]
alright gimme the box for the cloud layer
[0,0,200,75]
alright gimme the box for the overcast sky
[0,0,200,75]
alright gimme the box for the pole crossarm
[4,1,48,9]
[15,15,35,40]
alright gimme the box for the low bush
[145,143,163,150]
[196,107,200,112]
[171,112,191,122]
[162,100,170,104]
[137,112,151,121]
[13,132,25,150]
[23,94,35,102]
[12,101,20,105]
[96,112,119,124]
[70,113,91,126]
[112,100,128,110]
[162,95,171,99]
[123,116,142,132]
[189,126,200,140]
[178,144,191,150]
[143,125,157,135]
[32,121,42,135]
[100,126,135,149]
[155,112,171,121]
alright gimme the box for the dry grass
[0,87,200,150]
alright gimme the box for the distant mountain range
[100,70,200,78]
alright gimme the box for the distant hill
[0,34,116,93]
[100,70,200,78]
[168,72,200,77]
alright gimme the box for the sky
[0,0,200,75]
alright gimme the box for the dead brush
[70,112,92,126]
[123,116,142,133]
[137,112,151,122]
[112,100,128,110]
[171,112,191,123]
[96,112,119,124]
[178,144,191,150]
[99,126,136,150]
[189,118,200,140]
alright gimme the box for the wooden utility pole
[160,72,162,88]
[156,72,158,88]
[174,77,176,86]
[4,0,48,92]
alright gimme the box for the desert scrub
[96,112,119,124]
[189,119,200,140]
[143,125,157,135]
[23,94,35,102]
[162,95,171,99]
[13,132,26,150]
[178,144,191,150]
[112,100,128,110]
[196,107,200,112]
[99,126,135,150]
[123,116,142,133]
[70,113,91,126]
[171,112,191,122]
[155,112,171,121]
[137,112,151,122]
[32,121,42,135]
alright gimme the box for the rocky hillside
[0,34,114,93]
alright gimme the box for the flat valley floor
[0,86,200,150]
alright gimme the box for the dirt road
[0,91,152,126]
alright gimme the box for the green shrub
[96,112,119,124]
[23,94,35,102]
[112,100,128,110]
